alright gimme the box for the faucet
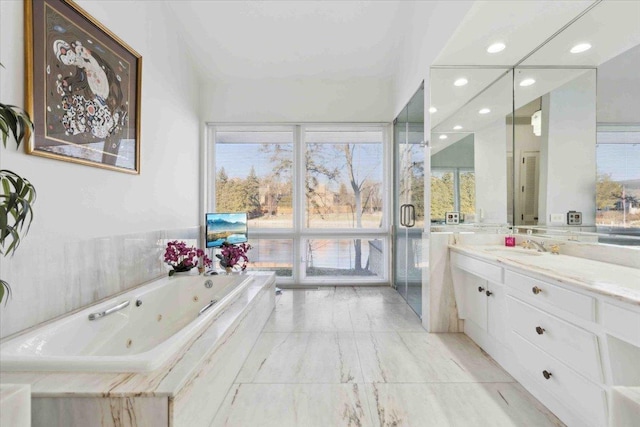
[525,239,547,252]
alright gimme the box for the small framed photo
[25,0,142,174]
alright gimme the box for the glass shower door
[393,85,425,316]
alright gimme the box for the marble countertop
[0,273,275,398]
[449,244,640,306]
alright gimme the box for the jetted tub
[0,274,253,372]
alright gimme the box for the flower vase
[169,266,193,277]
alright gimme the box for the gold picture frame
[25,0,142,174]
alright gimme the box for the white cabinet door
[487,281,507,344]
[465,277,488,331]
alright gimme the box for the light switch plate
[445,211,460,225]
[567,211,582,225]
[550,213,564,224]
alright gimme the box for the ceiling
[165,1,410,81]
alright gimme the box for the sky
[596,144,640,182]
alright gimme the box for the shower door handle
[400,204,415,228]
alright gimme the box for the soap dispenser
[505,230,515,247]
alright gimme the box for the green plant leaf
[0,279,11,306]
[0,103,33,149]
[0,169,36,257]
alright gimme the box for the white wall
[597,44,640,124]
[200,77,393,123]
[0,0,201,241]
[392,1,474,119]
[0,0,201,336]
[474,121,508,224]
[540,72,597,225]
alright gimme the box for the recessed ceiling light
[487,42,506,53]
[479,108,491,114]
[570,43,591,54]
[439,134,448,140]
[519,78,536,87]
[453,125,463,130]
[429,107,437,113]
[454,78,468,87]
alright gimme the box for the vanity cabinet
[451,253,508,345]
[449,247,640,427]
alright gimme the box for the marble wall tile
[543,239,640,269]
[365,383,563,427]
[210,383,374,427]
[236,332,363,384]
[171,284,275,427]
[428,233,460,332]
[0,227,199,338]
[32,396,168,427]
[0,384,30,427]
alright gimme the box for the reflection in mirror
[430,69,512,225]
[516,0,640,243]
[595,44,640,242]
[511,68,596,227]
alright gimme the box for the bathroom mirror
[430,68,512,225]
[429,0,640,244]
[510,0,640,237]
[510,68,596,227]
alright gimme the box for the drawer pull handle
[478,286,485,293]
[486,290,493,297]
[542,370,552,380]
[532,286,542,295]
[535,326,545,335]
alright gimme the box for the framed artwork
[24,0,142,174]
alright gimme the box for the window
[596,127,640,243]
[430,168,475,222]
[214,127,294,229]
[208,124,390,284]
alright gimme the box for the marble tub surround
[0,384,30,427]
[0,273,276,427]
[212,287,563,427]
[449,243,640,305]
[0,227,200,338]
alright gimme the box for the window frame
[205,123,392,286]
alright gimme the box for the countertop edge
[449,244,640,307]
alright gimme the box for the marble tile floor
[210,287,564,427]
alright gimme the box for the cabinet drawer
[511,331,607,427]
[505,270,595,321]
[507,296,602,383]
[451,252,502,283]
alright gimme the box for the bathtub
[0,274,253,372]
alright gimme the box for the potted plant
[216,242,252,274]
[1,86,37,304]
[163,240,212,276]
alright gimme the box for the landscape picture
[206,213,248,247]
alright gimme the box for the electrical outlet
[550,213,564,223]
[567,211,582,225]
[445,211,460,225]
